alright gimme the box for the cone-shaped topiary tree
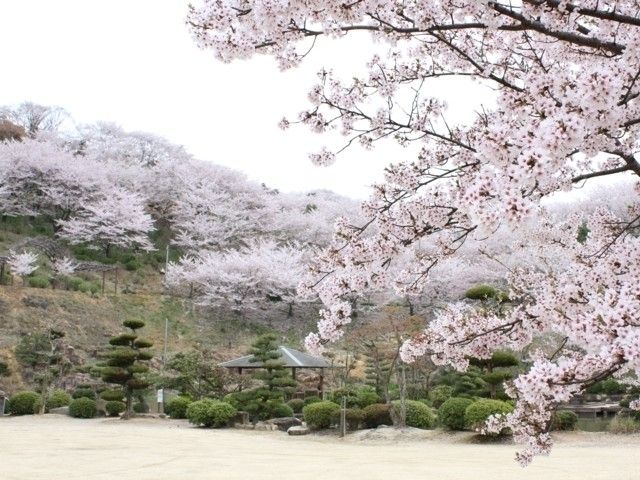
[101,319,153,419]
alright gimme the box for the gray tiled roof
[219,346,330,368]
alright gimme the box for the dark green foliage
[429,385,454,408]
[28,275,50,288]
[105,401,126,417]
[303,396,321,406]
[329,387,359,407]
[69,398,97,418]
[587,377,627,395]
[392,400,435,429]
[223,389,290,421]
[464,284,507,301]
[47,389,71,409]
[302,401,340,429]
[438,397,474,430]
[123,319,146,330]
[362,403,392,428]
[124,259,141,271]
[72,388,96,400]
[134,339,153,349]
[271,402,294,418]
[133,402,149,413]
[356,387,382,408]
[470,351,519,370]
[8,391,41,415]
[166,396,192,419]
[109,334,137,346]
[552,410,578,431]
[331,408,364,431]
[101,319,153,418]
[100,389,125,402]
[434,367,488,398]
[464,399,514,431]
[15,333,53,367]
[187,399,236,428]
[163,350,232,399]
[286,398,305,413]
[577,223,590,244]
[0,360,9,377]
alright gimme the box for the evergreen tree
[243,333,297,420]
[101,319,153,419]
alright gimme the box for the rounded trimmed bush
[105,401,126,417]
[123,319,146,330]
[47,389,72,409]
[187,399,236,428]
[392,400,436,429]
[100,389,125,402]
[331,407,364,431]
[362,403,392,428]
[551,410,578,431]
[356,388,381,408]
[271,402,294,418]
[303,395,321,406]
[166,396,192,419]
[72,388,96,400]
[303,401,340,429]
[464,399,513,431]
[28,275,50,288]
[69,398,97,418]
[438,397,474,430]
[8,391,41,415]
[287,398,305,413]
[429,385,454,409]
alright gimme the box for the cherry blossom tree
[0,102,67,137]
[57,187,155,255]
[7,250,39,284]
[165,240,311,316]
[188,0,640,464]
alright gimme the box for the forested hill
[0,103,358,391]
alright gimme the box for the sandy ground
[1,415,639,480]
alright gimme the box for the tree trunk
[123,389,133,419]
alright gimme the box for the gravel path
[1,415,638,480]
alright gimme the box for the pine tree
[101,319,153,419]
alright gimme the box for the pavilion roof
[219,346,330,369]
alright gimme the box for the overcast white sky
[0,0,489,199]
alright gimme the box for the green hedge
[69,398,97,418]
[392,400,436,429]
[47,390,72,409]
[72,388,96,400]
[551,410,578,431]
[464,399,513,431]
[331,408,364,431]
[187,399,236,428]
[438,397,474,430]
[429,385,454,408]
[362,403,392,428]
[8,391,42,415]
[28,275,50,288]
[286,398,305,413]
[105,401,126,417]
[166,396,193,419]
[303,401,340,429]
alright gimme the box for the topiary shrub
[100,389,125,402]
[303,395,321,406]
[303,401,340,429]
[105,401,126,417]
[8,391,42,415]
[429,385,454,409]
[72,388,96,400]
[362,403,392,428]
[331,407,364,431]
[464,284,508,301]
[28,275,50,289]
[392,400,436,429]
[166,396,193,419]
[287,398,305,413]
[356,387,381,409]
[464,399,513,431]
[69,398,97,418]
[438,397,474,430]
[47,389,72,409]
[133,402,149,413]
[551,410,578,431]
[187,399,236,428]
[271,402,294,418]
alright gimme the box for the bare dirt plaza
[1,415,638,480]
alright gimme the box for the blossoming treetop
[187,0,640,465]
